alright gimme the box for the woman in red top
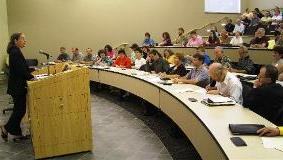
[113,49,132,68]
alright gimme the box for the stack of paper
[262,137,283,151]
[35,74,50,80]
[207,96,234,103]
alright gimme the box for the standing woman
[1,33,35,141]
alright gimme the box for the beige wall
[247,0,283,10]
[0,0,9,71]
[7,0,241,62]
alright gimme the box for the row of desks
[88,66,282,160]
[152,46,273,65]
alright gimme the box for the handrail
[185,17,230,37]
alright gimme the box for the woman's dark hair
[175,53,184,61]
[263,65,278,83]
[190,31,197,35]
[162,32,171,40]
[149,49,162,57]
[192,53,205,64]
[118,49,126,55]
[135,48,142,54]
[98,49,106,57]
[7,32,22,54]
[254,8,260,12]
[164,49,174,58]
[142,46,150,52]
[178,27,185,33]
[145,32,151,37]
[104,44,113,52]
[273,46,283,58]
[130,43,139,50]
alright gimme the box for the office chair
[3,101,13,115]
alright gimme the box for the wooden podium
[27,64,93,159]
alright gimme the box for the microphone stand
[40,52,51,75]
[46,54,50,75]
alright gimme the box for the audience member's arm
[257,127,281,136]
[173,77,199,85]
[230,68,247,74]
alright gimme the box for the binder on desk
[201,96,236,106]
[229,124,265,135]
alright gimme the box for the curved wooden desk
[152,46,273,65]
[89,67,282,160]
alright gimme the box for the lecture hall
[0,0,283,159]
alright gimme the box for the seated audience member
[271,8,283,26]
[224,19,235,34]
[214,46,232,68]
[250,28,270,48]
[130,43,139,62]
[143,49,170,73]
[163,49,176,64]
[233,19,245,34]
[113,49,132,68]
[249,13,260,27]
[254,8,264,19]
[186,31,204,47]
[95,49,112,66]
[134,48,146,69]
[219,30,230,45]
[71,48,83,63]
[206,30,220,46]
[172,53,210,88]
[80,48,96,65]
[273,46,283,81]
[141,46,150,59]
[160,53,187,79]
[104,44,116,59]
[278,64,283,81]
[212,26,220,37]
[230,31,243,46]
[206,63,243,104]
[268,31,282,49]
[277,22,283,34]
[257,126,283,137]
[244,65,283,126]
[56,47,70,62]
[272,46,283,67]
[275,31,283,46]
[159,32,172,46]
[260,11,273,25]
[142,32,155,47]
[242,8,253,20]
[196,46,211,66]
[231,46,255,74]
[173,27,187,46]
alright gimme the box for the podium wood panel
[27,67,92,159]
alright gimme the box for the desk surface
[88,66,283,160]
[151,46,273,65]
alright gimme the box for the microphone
[39,50,52,57]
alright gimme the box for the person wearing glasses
[244,65,283,126]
